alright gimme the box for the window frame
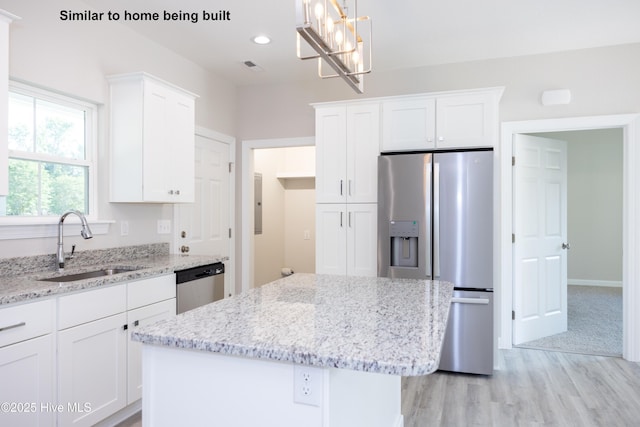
[2,80,99,222]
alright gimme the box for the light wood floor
[403,348,640,426]
[118,348,640,427]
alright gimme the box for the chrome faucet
[57,210,93,272]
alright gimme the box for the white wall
[253,147,315,286]
[0,0,236,259]
[536,129,623,285]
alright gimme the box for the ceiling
[82,0,640,88]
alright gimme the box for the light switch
[157,220,171,234]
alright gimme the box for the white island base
[142,345,403,427]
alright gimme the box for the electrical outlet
[157,220,171,234]
[293,365,323,406]
[303,230,311,240]
[120,220,129,236]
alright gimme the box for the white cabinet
[381,97,436,151]
[57,284,127,427]
[381,88,503,152]
[316,203,377,276]
[315,103,379,203]
[0,299,55,427]
[108,72,198,203]
[57,275,176,426]
[126,275,176,404]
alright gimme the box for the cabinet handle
[438,136,444,141]
[175,190,181,195]
[340,180,343,196]
[168,190,174,195]
[0,321,26,332]
[348,212,352,227]
[123,324,128,331]
[340,212,343,228]
[348,180,352,196]
[134,320,140,327]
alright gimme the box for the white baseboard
[568,279,622,288]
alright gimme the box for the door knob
[181,245,190,253]
[562,242,571,250]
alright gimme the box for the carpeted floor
[517,285,622,357]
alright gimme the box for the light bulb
[335,29,343,46]
[314,3,324,20]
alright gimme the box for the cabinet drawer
[127,274,176,310]
[58,284,126,330]
[0,299,54,348]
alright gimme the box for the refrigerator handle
[433,162,440,279]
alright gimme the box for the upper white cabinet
[381,88,503,152]
[0,10,19,196]
[381,97,436,151]
[315,103,380,203]
[108,72,198,203]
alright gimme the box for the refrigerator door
[434,150,493,289]
[378,153,432,279]
[438,289,494,375]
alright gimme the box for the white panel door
[175,135,230,259]
[513,134,568,345]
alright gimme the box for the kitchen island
[132,273,453,427]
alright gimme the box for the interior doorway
[252,146,316,287]
[499,113,640,363]
[241,137,315,292]
[513,129,623,356]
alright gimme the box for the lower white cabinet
[127,299,176,403]
[58,313,128,427]
[0,335,55,427]
[0,299,55,427]
[316,203,377,277]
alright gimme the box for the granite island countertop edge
[132,273,453,377]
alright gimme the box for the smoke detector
[243,60,264,72]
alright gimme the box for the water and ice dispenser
[389,220,419,268]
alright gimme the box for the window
[1,82,97,218]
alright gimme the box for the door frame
[173,126,236,296]
[240,136,315,293]
[499,114,640,362]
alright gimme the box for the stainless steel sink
[39,267,140,282]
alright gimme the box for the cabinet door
[0,335,54,427]
[127,299,176,404]
[435,92,496,149]
[381,98,436,152]
[316,107,347,203]
[142,80,195,202]
[346,204,378,277]
[58,313,127,427]
[346,104,380,203]
[315,204,347,274]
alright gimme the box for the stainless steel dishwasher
[175,262,225,314]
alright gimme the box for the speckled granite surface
[132,273,453,376]
[0,243,224,305]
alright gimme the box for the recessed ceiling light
[252,35,271,45]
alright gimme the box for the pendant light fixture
[296,0,372,93]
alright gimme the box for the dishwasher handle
[451,297,490,305]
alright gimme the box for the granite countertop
[0,252,223,306]
[132,273,453,376]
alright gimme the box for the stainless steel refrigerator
[378,149,494,375]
